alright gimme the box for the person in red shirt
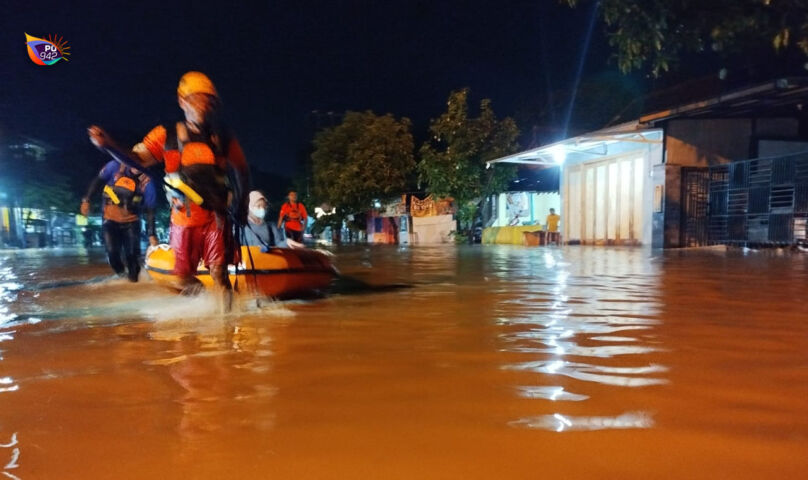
[277,190,308,243]
[88,72,250,303]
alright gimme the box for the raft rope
[242,222,271,289]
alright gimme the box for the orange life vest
[283,202,303,221]
[163,122,231,217]
[102,163,147,213]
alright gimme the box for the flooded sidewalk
[1,246,807,479]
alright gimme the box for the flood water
[1,245,807,479]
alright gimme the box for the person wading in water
[81,161,158,281]
[277,189,308,244]
[88,72,250,309]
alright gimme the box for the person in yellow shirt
[546,208,561,245]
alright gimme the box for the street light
[551,145,566,165]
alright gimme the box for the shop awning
[487,122,662,167]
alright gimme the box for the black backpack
[103,164,145,213]
[165,122,235,218]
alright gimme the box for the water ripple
[515,386,589,401]
[510,412,655,432]
[505,360,668,387]
[498,248,666,431]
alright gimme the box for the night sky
[1,0,613,176]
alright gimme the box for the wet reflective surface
[1,246,807,479]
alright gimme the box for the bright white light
[0,432,17,448]
[554,413,572,432]
[314,207,335,219]
[545,360,565,373]
[551,145,566,165]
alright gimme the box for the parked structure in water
[480,191,561,245]
[367,194,456,245]
[488,78,808,247]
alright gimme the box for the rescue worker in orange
[277,189,308,243]
[81,161,158,282]
[88,72,250,299]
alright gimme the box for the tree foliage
[0,144,87,213]
[20,173,75,212]
[566,0,808,76]
[312,111,415,225]
[418,88,519,226]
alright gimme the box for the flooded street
[1,246,807,479]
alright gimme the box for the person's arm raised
[88,125,160,169]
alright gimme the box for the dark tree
[311,111,415,239]
[566,0,808,76]
[418,89,519,236]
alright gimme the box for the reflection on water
[1,432,20,480]
[0,246,807,479]
[0,377,18,394]
[491,247,666,430]
[515,386,588,401]
[510,411,654,432]
[507,360,668,387]
[0,262,21,325]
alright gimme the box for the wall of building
[758,139,808,157]
[665,118,800,167]
[661,164,683,248]
[666,119,753,166]
[754,117,801,139]
[366,215,400,244]
[661,118,802,247]
[561,143,662,246]
[493,192,561,227]
[411,214,455,244]
[651,164,666,248]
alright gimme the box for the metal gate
[707,151,808,246]
[681,168,710,246]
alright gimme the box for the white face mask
[250,207,266,219]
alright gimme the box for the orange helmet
[177,71,218,98]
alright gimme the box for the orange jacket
[141,124,249,227]
[279,202,307,232]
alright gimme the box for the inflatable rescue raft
[145,245,337,298]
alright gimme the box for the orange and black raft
[145,245,337,298]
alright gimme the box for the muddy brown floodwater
[0,246,807,479]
